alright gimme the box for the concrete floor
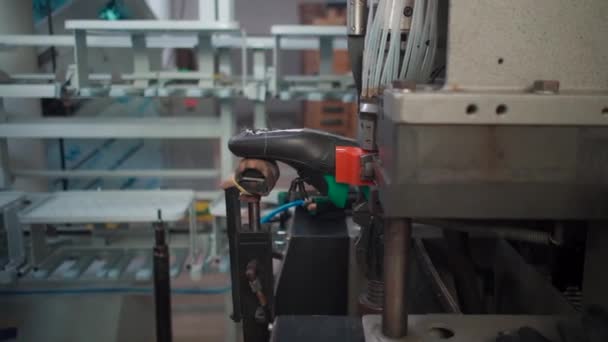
[1,273,233,342]
[172,272,234,342]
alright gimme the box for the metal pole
[382,218,411,338]
[248,200,261,232]
[347,0,367,36]
[46,1,69,190]
[225,187,242,322]
[347,0,366,94]
[153,210,172,342]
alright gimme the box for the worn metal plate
[446,0,608,91]
[376,117,608,218]
[362,314,563,342]
[383,90,608,126]
[272,316,365,342]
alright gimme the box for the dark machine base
[271,316,365,342]
[274,207,350,316]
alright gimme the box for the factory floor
[1,272,234,342]
[5,97,302,340]
[171,272,234,342]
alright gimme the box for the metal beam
[73,29,89,89]
[12,169,220,179]
[199,0,217,22]
[0,84,60,98]
[217,0,235,23]
[0,34,347,50]
[65,20,239,32]
[319,37,334,75]
[197,34,214,88]
[0,117,223,138]
[383,90,608,126]
[131,34,150,88]
[271,25,347,36]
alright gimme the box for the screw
[532,80,560,94]
[403,6,413,17]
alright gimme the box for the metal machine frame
[367,0,608,340]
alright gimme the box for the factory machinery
[223,1,608,342]
[0,0,607,341]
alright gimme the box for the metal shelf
[12,169,220,180]
[24,247,191,282]
[0,117,223,139]
[271,25,349,96]
[66,20,240,33]
[0,21,356,189]
[0,191,24,208]
[19,190,195,224]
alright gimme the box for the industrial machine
[1,0,607,341]
[224,1,608,341]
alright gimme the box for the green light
[98,1,129,21]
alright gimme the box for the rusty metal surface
[376,119,608,218]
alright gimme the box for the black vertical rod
[225,187,242,321]
[46,0,67,190]
[58,139,67,190]
[247,200,261,232]
[153,210,172,342]
[382,218,412,338]
[46,0,57,72]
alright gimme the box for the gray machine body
[376,0,608,219]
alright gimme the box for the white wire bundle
[361,0,439,98]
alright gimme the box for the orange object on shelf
[300,3,357,138]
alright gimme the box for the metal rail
[12,169,220,180]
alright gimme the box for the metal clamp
[358,101,379,151]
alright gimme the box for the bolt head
[403,6,413,17]
[532,80,560,94]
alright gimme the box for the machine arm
[229,128,359,197]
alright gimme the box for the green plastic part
[324,174,350,208]
[277,191,289,205]
[360,186,370,200]
[312,196,331,205]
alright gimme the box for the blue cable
[260,200,305,224]
[0,286,231,296]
